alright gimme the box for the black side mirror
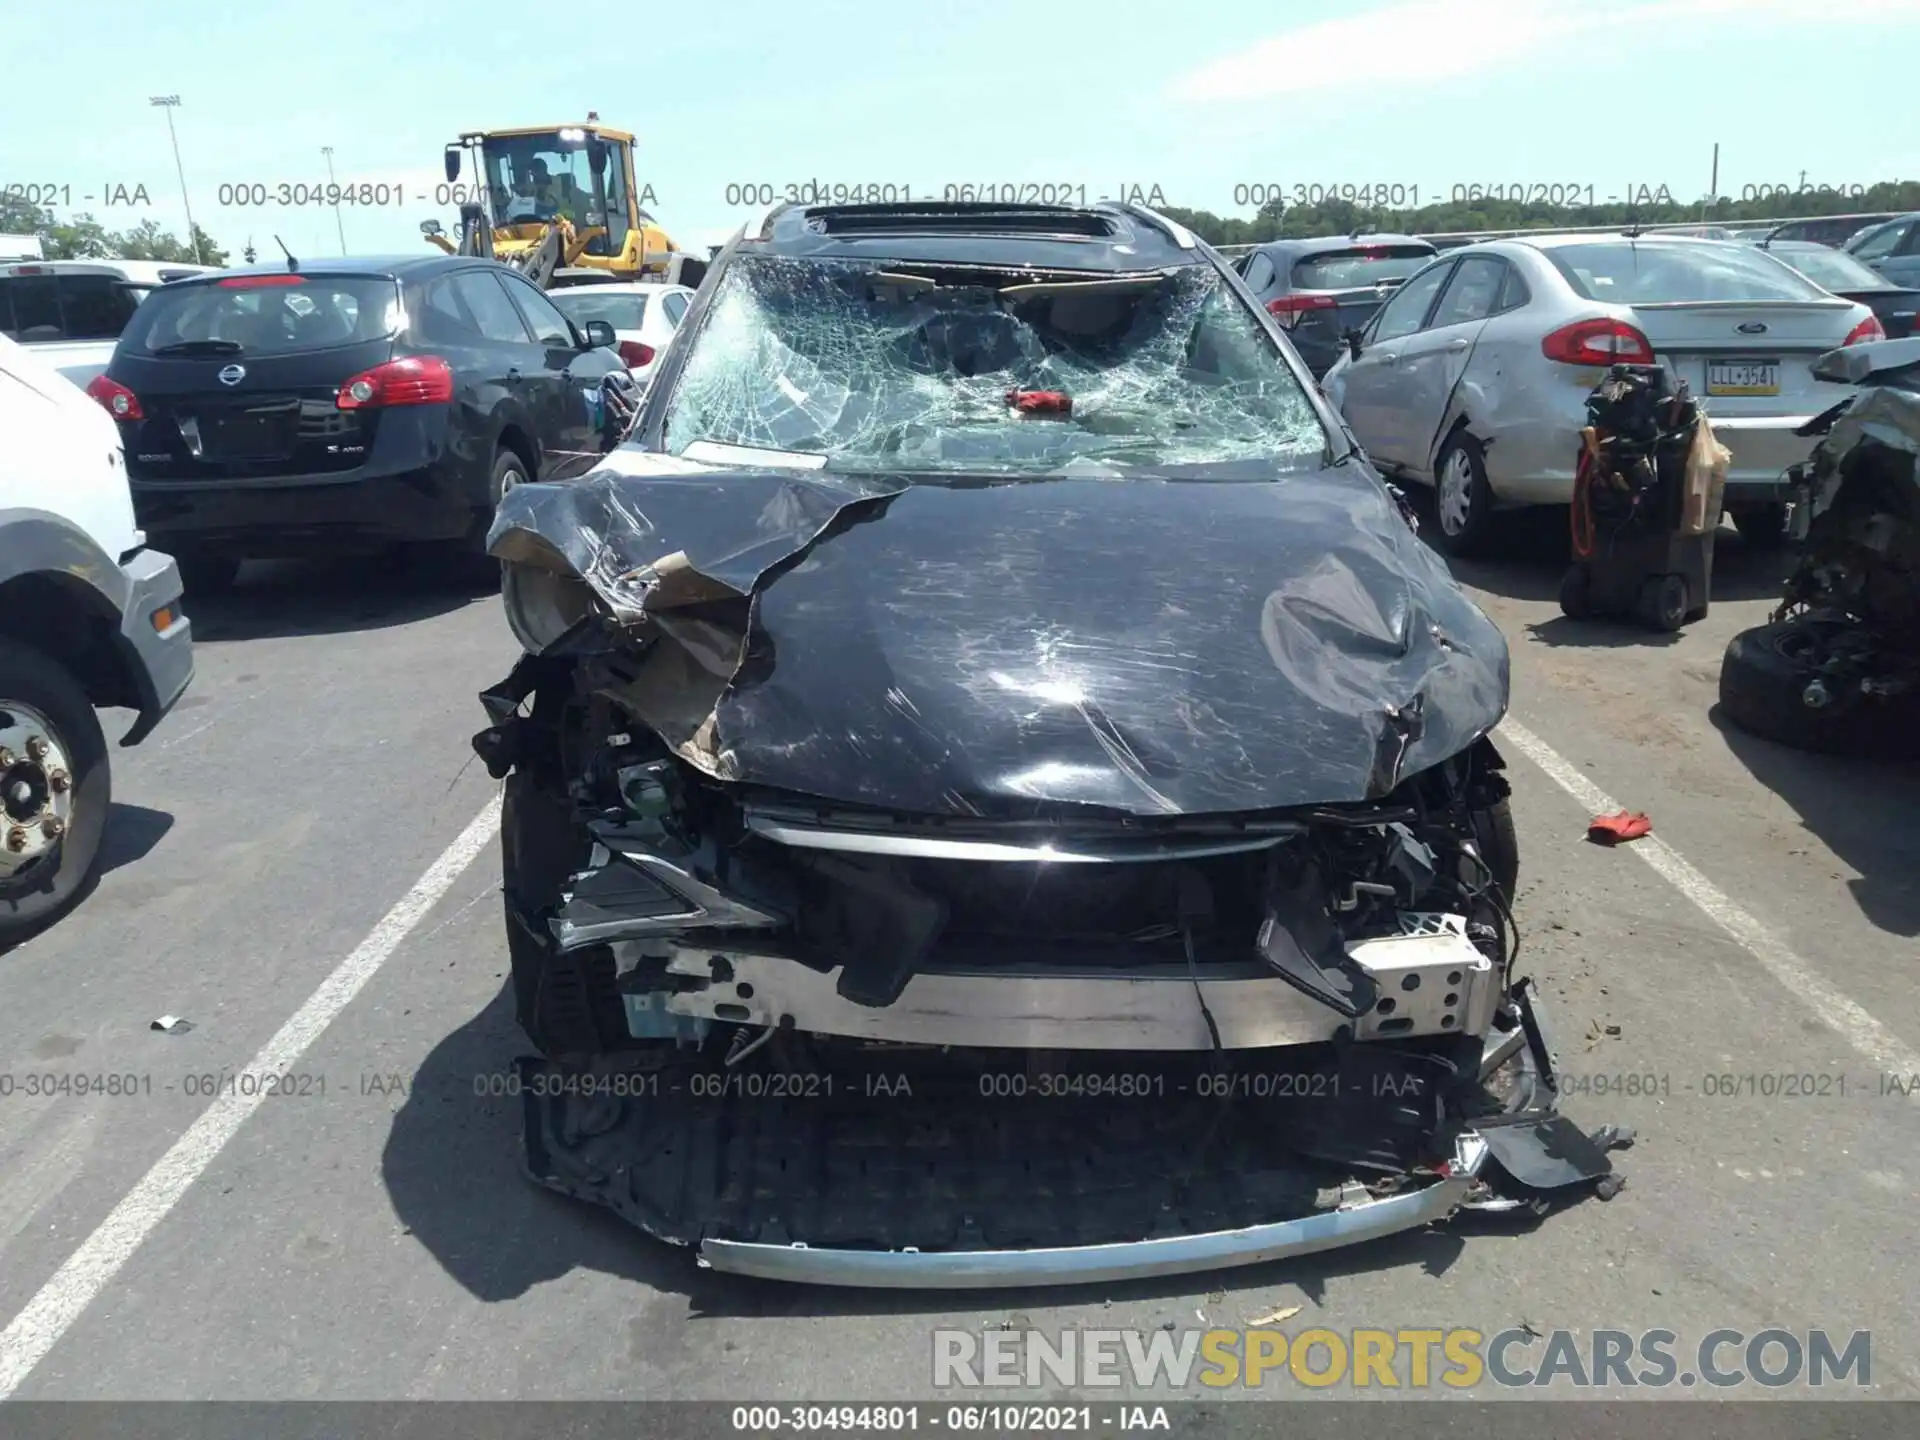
[588,140,608,179]
[444,146,462,184]
[1345,329,1364,361]
[581,319,616,350]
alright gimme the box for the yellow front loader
[420,117,705,289]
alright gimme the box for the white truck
[0,258,218,389]
[0,333,193,943]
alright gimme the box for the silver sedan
[1321,234,1882,555]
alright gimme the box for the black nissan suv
[87,253,628,592]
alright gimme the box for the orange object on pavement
[1587,811,1653,845]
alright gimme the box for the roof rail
[1107,202,1197,250]
[749,201,793,241]
[800,203,1119,238]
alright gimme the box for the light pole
[149,95,204,264]
[321,145,347,254]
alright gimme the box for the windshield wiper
[151,340,244,357]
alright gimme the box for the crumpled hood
[1809,384,1920,516]
[489,453,1510,817]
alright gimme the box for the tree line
[6,177,1918,266]
[1158,180,1920,247]
[1,192,231,266]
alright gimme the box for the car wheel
[1718,619,1918,758]
[492,447,529,506]
[501,766,629,1057]
[1730,503,1789,549]
[0,638,111,946]
[176,554,241,595]
[1471,795,1520,906]
[1431,434,1499,557]
[477,448,529,557]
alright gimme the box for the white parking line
[0,794,503,1400]
[1499,718,1920,1079]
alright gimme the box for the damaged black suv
[472,201,1620,1288]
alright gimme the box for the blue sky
[3,0,1916,259]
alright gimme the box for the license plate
[208,410,293,459]
[1706,359,1779,396]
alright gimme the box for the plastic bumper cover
[695,1133,1485,1289]
[114,546,192,747]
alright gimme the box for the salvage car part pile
[1560,364,1726,631]
[1720,341,1920,756]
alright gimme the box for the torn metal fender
[487,451,910,624]
[1823,385,1920,458]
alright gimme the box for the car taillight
[1843,314,1886,346]
[618,340,655,368]
[85,374,144,421]
[1541,318,1655,366]
[335,356,453,409]
[218,274,306,288]
[1266,294,1338,329]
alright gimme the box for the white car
[0,258,219,389]
[1322,234,1880,555]
[546,282,694,386]
[0,333,192,941]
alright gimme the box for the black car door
[446,268,558,461]
[497,272,621,470]
[415,269,548,483]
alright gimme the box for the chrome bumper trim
[743,811,1301,864]
[696,1135,1484,1289]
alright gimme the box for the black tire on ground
[176,554,241,595]
[0,638,111,946]
[1430,433,1501,558]
[1471,796,1520,906]
[1637,573,1689,631]
[1718,620,1919,758]
[1558,564,1594,619]
[1729,503,1790,549]
[500,766,627,1057]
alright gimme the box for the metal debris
[1248,1305,1304,1326]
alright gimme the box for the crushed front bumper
[518,983,1619,1289]
[696,1133,1486,1289]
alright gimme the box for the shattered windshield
[660,255,1328,474]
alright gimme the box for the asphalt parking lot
[1,517,1917,1407]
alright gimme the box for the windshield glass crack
[662,255,1327,474]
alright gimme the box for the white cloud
[1165,0,1920,102]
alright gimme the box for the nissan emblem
[218,364,247,386]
